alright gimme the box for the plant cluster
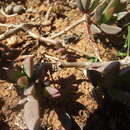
[87,60,130,108]
[8,56,72,130]
[76,0,130,36]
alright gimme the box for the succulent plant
[87,61,130,108]
[10,56,73,130]
[75,0,90,12]
[75,0,130,37]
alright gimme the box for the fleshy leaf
[89,0,100,12]
[90,24,101,34]
[118,66,130,86]
[43,86,61,98]
[57,111,72,130]
[7,68,23,82]
[102,0,120,23]
[23,56,33,78]
[108,88,130,108]
[75,0,90,12]
[102,61,120,89]
[24,96,40,130]
[87,69,102,87]
[91,0,108,24]
[117,11,128,20]
[81,0,90,12]
[17,76,29,88]
[75,0,84,12]
[100,24,122,34]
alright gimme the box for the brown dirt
[0,0,130,130]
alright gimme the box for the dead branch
[57,57,130,69]
[45,6,52,21]
[0,21,51,41]
[0,21,50,28]
[26,30,61,45]
[0,23,17,28]
[50,16,87,39]
[44,54,60,61]
[68,45,95,57]
[0,23,26,40]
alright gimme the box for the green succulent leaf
[81,0,90,12]
[23,56,33,78]
[7,68,23,82]
[102,0,120,23]
[89,0,100,12]
[75,0,84,12]
[127,25,130,56]
[75,0,90,12]
[91,0,108,24]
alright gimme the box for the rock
[5,4,14,15]
[5,4,25,15]
[13,5,25,14]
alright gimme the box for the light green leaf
[23,56,33,78]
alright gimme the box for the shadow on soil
[0,119,10,130]
[38,74,86,129]
[83,100,130,130]
[0,98,10,130]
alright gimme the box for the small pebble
[63,34,80,44]
[5,4,25,15]
[13,5,25,14]
[5,4,14,15]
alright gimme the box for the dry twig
[50,16,87,39]
[0,21,51,41]
[26,30,61,45]
[57,57,130,69]
[45,6,52,21]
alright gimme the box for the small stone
[6,36,18,47]
[5,4,14,15]
[63,34,80,44]
[13,5,25,14]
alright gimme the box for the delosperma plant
[87,61,130,108]
[75,0,130,44]
[74,0,130,101]
[7,56,72,130]
[8,56,61,98]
